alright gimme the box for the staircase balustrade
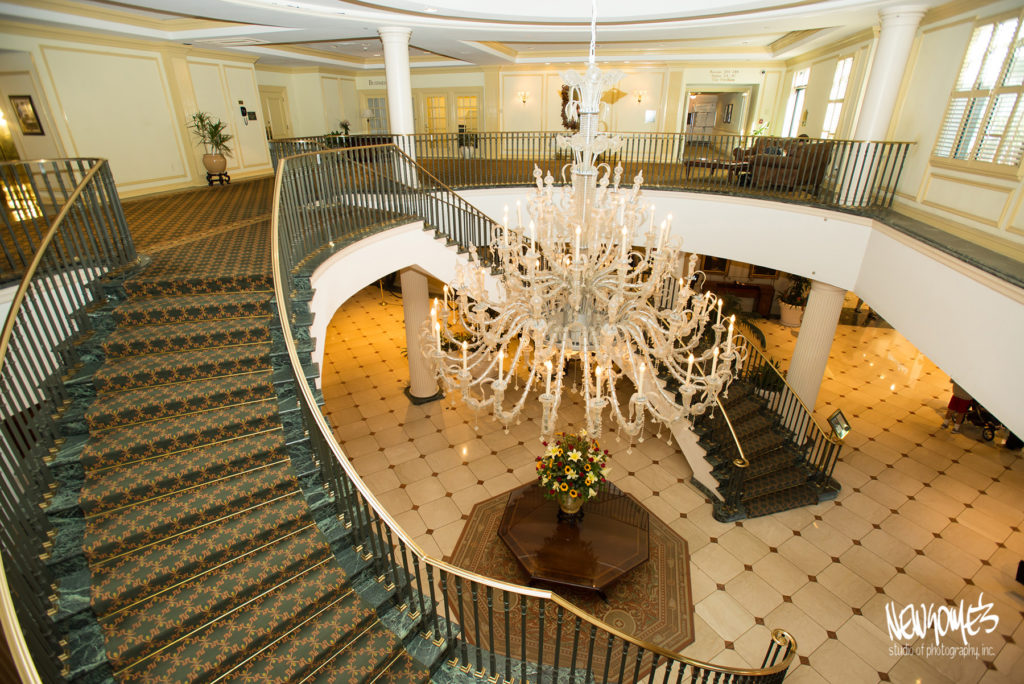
[272,143,797,682]
[270,131,912,209]
[0,159,135,682]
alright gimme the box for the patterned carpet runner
[57,179,432,682]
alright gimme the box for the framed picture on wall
[749,264,778,279]
[723,103,733,124]
[9,95,44,136]
[701,255,728,274]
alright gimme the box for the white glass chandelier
[423,4,744,442]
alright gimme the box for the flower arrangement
[536,430,609,504]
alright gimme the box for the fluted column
[854,5,927,141]
[378,27,415,136]
[400,267,442,403]
[841,5,925,205]
[785,280,846,411]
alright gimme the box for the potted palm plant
[777,274,810,327]
[187,112,233,175]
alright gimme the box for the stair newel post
[438,571,456,659]
[379,524,400,593]
[725,457,749,515]
[469,583,484,676]
[486,586,497,676]
[424,563,441,643]
[503,590,512,684]
[454,576,470,668]
[410,552,427,620]
[552,604,564,674]
[568,614,582,681]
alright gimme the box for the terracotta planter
[202,153,227,174]
[778,301,805,327]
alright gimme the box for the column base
[404,386,444,405]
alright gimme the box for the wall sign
[709,69,739,83]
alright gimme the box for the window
[424,95,447,134]
[821,57,853,139]
[364,96,388,134]
[456,95,479,132]
[934,13,1024,168]
[782,69,809,137]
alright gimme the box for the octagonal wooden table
[497,482,650,601]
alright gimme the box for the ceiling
[2,0,951,69]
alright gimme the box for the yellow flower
[568,450,582,462]
[560,482,568,491]
[569,489,578,498]
[567,468,577,479]
[564,466,571,475]
[585,473,595,486]
[588,487,597,498]
[584,463,591,471]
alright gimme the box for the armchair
[732,137,835,194]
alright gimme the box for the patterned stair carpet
[58,179,432,683]
[698,380,822,519]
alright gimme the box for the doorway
[258,86,292,140]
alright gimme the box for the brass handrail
[0,157,110,684]
[270,145,797,677]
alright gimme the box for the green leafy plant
[329,119,351,136]
[751,118,771,136]
[777,274,810,307]
[187,112,233,156]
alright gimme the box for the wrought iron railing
[270,131,912,209]
[0,159,135,682]
[272,144,797,681]
[737,340,843,485]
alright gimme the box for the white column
[785,280,846,412]
[853,5,927,141]
[841,5,925,205]
[400,267,441,402]
[378,27,415,136]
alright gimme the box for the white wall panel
[42,46,188,188]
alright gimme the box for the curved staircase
[46,211,433,682]
[693,379,839,521]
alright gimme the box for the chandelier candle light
[423,2,744,443]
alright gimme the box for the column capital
[378,26,412,43]
[809,279,847,297]
[879,5,928,26]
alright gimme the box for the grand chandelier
[423,6,744,442]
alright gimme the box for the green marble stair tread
[85,370,276,431]
[741,465,810,500]
[112,292,272,327]
[743,484,820,518]
[124,274,273,298]
[218,590,379,683]
[708,425,787,466]
[94,343,272,393]
[702,395,764,427]
[99,525,333,671]
[81,398,280,470]
[90,492,309,616]
[80,429,287,515]
[116,559,351,683]
[83,461,298,562]
[371,650,433,683]
[310,619,405,684]
[101,316,271,359]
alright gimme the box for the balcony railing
[272,144,797,682]
[0,159,135,682]
[270,131,912,209]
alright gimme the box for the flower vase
[557,492,584,523]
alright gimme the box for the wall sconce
[689,92,698,100]
[635,90,647,104]
[516,91,529,105]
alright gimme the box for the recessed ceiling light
[425,6,438,12]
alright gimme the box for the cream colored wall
[0,52,63,160]
[889,10,1024,247]
[777,39,871,140]
[188,58,272,176]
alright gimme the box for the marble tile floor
[320,285,1024,684]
